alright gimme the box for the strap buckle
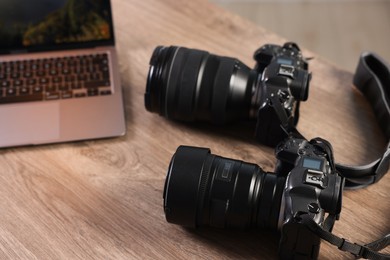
[338,238,371,259]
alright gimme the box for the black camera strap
[335,52,390,189]
[297,213,390,260]
[289,52,390,189]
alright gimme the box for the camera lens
[145,46,257,124]
[163,146,285,230]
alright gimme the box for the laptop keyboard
[0,53,112,104]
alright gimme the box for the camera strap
[297,213,390,259]
[335,52,390,189]
[289,52,390,189]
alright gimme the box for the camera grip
[279,220,321,260]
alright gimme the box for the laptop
[0,0,126,148]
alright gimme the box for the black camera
[145,42,311,146]
[163,137,344,259]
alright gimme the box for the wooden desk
[1,0,388,259]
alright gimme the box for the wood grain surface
[0,0,388,259]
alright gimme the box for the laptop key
[1,81,10,87]
[6,88,16,96]
[59,85,69,91]
[61,91,73,99]
[87,88,99,96]
[23,71,32,78]
[84,80,110,88]
[40,78,49,84]
[33,86,43,93]
[27,78,37,85]
[100,90,112,96]
[36,71,45,77]
[46,92,60,100]
[13,79,23,86]
[19,87,29,95]
[74,92,87,98]
[0,93,43,104]
[71,83,82,89]
[46,85,57,92]
[11,72,19,79]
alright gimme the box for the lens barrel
[163,146,285,230]
[145,46,257,124]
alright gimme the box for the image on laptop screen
[0,0,113,52]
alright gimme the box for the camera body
[275,137,344,258]
[145,42,311,147]
[163,136,344,259]
[253,43,310,146]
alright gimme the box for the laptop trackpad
[0,103,60,147]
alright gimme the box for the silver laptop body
[0,0,126,148]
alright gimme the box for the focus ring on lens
[211,58,237,124]
[166,48,208,121]
[250,167,266,227]
[256,173,283,229]
[195,154,215,227]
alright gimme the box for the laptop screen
[0,0,114,54]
